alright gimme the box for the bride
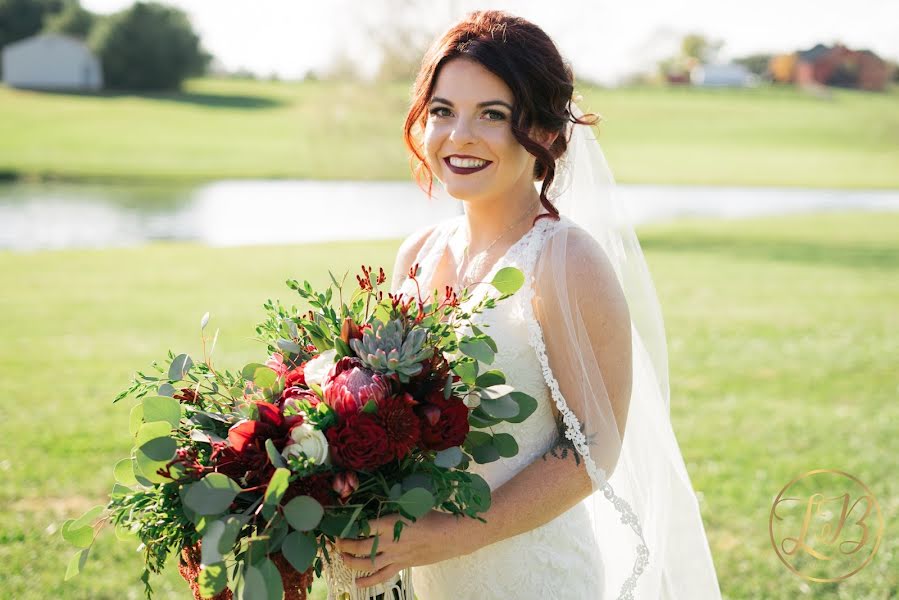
[335,10,722,599]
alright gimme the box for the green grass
[0,78,897,188]
[1,212,897,598]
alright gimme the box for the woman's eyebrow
[429,96,512,110]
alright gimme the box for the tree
[43,0,96,38]
[0,0,65,48]
[733,53,774,78]
[88,1,210,90]
[681,33,723,64]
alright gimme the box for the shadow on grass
[641,235,899,270]
[23,87,284,110]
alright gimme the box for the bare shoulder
[391,222,440,291]
[539,222,627,309]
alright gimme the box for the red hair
[403,10,599,223]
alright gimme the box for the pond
[2,180,898,252]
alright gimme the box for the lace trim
[518,217,650,600]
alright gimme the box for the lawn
[0,211,897,598]
[0,78,897,188]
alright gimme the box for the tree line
[0,0,210,89]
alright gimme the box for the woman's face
[423,57,537,204]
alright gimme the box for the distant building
[690,63,757,87]
[2,33,103,90]
[770,44,893,92]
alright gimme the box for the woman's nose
[448,117,476,146]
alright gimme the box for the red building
[771,44,893,92]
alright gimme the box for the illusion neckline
[440,212,554,292]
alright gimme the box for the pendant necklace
[457,203,541,288]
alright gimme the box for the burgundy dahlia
[376,392,421,460]
[321,357,391,420]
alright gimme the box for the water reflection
[1,180,897,252]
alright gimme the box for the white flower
[303,349,337,388]
[282,422,330,465]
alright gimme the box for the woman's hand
[334,510,472,588]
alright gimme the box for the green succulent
[350,318,433,382]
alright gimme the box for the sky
[81,0,899,85]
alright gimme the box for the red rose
[284,366,306,388]
[325,413,391,470]
[375,392,421,460]
[216,401,303,487]
[417,391,469,451]
[322,357,391,420]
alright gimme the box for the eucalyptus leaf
[64,548,90,581]
[480,384,515,399]
[468,408,501,428]
[157,382,176,397]
[258,558,284,600]
[61,520,93,549]
[396,488,434,519]
[142,395,181,428]
[182,473,242,516]
[135,436,177,484]
[262,468,290,519]
[134,420,172,446]
[479,395,519,419]
[475,370,505,388]
[197,561,228,598]
[277,338,302,354]
[283,495,324,532]
[265,439,287,469]
[491,266,524,294]
[253,367,278,389]
[168,353,194,381]
[110,482,131,498]
[452,361,478,385]
[240,363,267,381]
[471,443,500,464]
[71,505,104,530]
[492,433,519,457]
[465,431,492,448]
[434,446,463,468]
[217,515,245,555]
[282,531,317,573]
[505,391,539,424]
[459,338,494,365]
[128,403,144,436]
[201,520,226,565]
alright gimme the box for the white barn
[2,33,103,90]
[690,63,757,88]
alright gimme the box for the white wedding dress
[397,214,605,600]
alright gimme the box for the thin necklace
[457,202,541,287]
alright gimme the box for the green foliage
[87,1,210,90]
[43,0,96,38]
[0,0,66,50]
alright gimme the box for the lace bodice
[397,214,606,599]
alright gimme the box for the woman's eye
[484,110,506,121]
[429,107,451,117]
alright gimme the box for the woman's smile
[444,155,493,174]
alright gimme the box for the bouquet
[62,263,538,600]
